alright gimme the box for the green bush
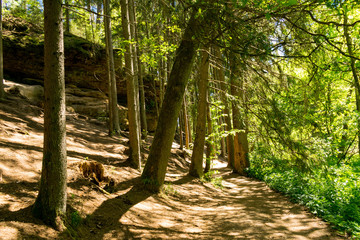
[248,157,360,237]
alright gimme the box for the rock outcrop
[2,16,158,131]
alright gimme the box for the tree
[104,0,121,135]
[343,11,360,153]
[205,91,215,173]
[141,10,200,191]
[216,47,234,168]
[0,0,4,99]
[121,0,141,169]
[230,54,249,175]
[189,49,209,178]
[64,0,70,33]
[32,0,67,230]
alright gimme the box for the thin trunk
[129,0,141,142]
[205,93,214,173]
[344,12,360,153]
[216,46,234,168]
[0,0,4,99]
[138,54,148,138]
[190,49,209,178]
[104,0,120,135]
[179,112,184,150]
[219,116,226,158]
[159,58,165,108]
[121,0,141,169]
[64,0,70,33]
[152,74,159,117]
[33,0,67,230]
[230,54,249,175]
[96,0,102,24]
[141,11,199,191]
[183,95,190,148]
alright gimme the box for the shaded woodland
[0,0,360,239]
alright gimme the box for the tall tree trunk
[64,0,70,33]
[219,116,226,158]
[216,46,234,168]
[129,0,142,142]
[183,95,190,148]
[141,11,199,191]
[0,0,4,99]
[344,12,360,153]
[96,0,102,24]
[205,92,214,173]
[230,54,249,175]
[138,54,148,138]
[190,49,209,178]
[32,0,67,230]
[121,0,141,169]
[179,112,184,150]
[104,0,120,135]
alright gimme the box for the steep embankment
[0,92,346,239]
[2,15,158,131]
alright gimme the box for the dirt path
[0,95,345,239]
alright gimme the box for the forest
[0,0,360,239]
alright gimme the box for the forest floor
[0,93,347,240]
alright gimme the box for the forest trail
[0,94,345,240]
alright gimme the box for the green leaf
[287,0,297,6]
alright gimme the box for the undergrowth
[248,157,360,238]
[201,170,223,188]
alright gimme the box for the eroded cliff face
[2,16,158,131]
[2,16,128,101]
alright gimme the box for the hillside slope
[0,93,345,239]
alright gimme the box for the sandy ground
[0,94,347,239]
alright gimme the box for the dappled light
[1,0,359,238]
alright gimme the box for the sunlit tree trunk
[141,11,199,191]
[0,0,4,99]
[179,112,184,150]
[32,0,67,230]
[230,54,249,175]
[121,0,141,169]
[344,12,360,153]
[205,92,215,173]
[183,95,190,149]
[129,0,141,142]
[190,49,209,178]
[215,46,234,168]
[104,0,120,135]
[219,117,226,158]
[137,50,147,138]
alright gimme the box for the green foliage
[162,183,178,197]
[70,211,82,228]
[201,170,223,188]
[248,151,360,237]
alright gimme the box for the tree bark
[32,0,67,231]
[121,0,141,169]
[104,0,121,136]
[215,46,234,168]
[96,0,102,24]
[129,0,142,142]
[0,0,4,99]
[190,49,209,178]
[179,112,184,150]
[205,92,214,173]
[183,95,190,148]
[230,54,249,175]
[141,11,199,191]
[64,0,70,33]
